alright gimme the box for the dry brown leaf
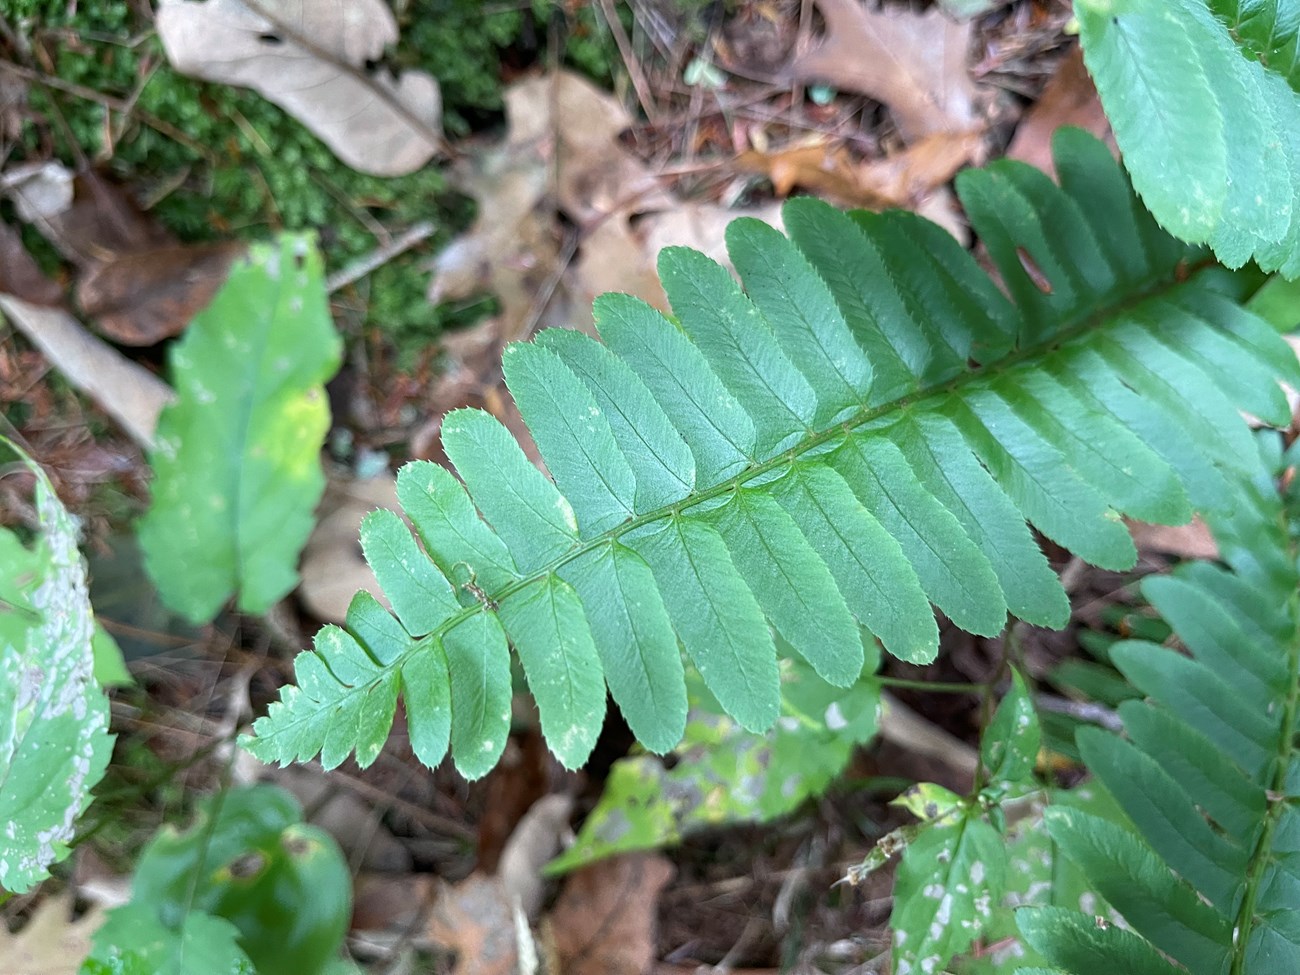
[0,891,107,975]
[77,241,245,345]
[497,794,574,921]
[157,0,442,177]
[0,295,174,449]
[351,873,437,935]
[4,167,241,344]
[1129,517,1219,562]
[426,874,519,975]
[791,0,980,140]
[0,219,63,306]
[298,473,398,624]
[548,854,674,975]
[1007,45,1114,176]
[736,131,980,209]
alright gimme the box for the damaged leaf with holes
[138,234,342,624]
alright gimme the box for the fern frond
[1018,436,1300,972]
[1078,0,1300,275]
[246,129,1300,777]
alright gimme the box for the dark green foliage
[246,129,1300,779]
[1019,435,1300,973]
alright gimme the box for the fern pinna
[245,129,1300,778]
[1018,438,1300,974]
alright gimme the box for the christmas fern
[245,129,1300,778]
[1017,436,1300,973]
[1078,0,1300,275]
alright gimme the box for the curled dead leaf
[157,0,443,176]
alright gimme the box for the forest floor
[0,1,1217,972]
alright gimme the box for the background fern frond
[1078,0,1300,275]
[1018,435,1300,973]
[247,129,1300,777]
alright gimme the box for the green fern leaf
[0,444,112,893]
[1078,0,1300,274]
[247,129,1300,778]
[1018,436,1300,972]
[138,235,341,623]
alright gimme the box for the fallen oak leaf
[157,0,443,177]
[547,854,674,975]
[790,0,980,140]
[1006,44,1114,176]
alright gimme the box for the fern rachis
[245,128,1300,778]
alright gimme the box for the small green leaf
[138,235,341,623]
[504,341,637,534]
[627,517,779,732]
[359,508,459,637]
[981,670,1040,792]
[443,611,512,780]
[442,408,579,571]
[497,573,606,770]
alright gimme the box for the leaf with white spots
[138,235,342,623]
[891,813,1006,975]
[0,443,112,893]
[981,669,1040,796]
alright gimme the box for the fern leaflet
[1018,435,1300,973]
[245,130,1300,777]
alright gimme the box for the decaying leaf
[0,891,107,975]
[547,854,673,975]
[736,131,981,209]
[0,219,64,306]
[426,874,520,975]
[1006,45,1113,176]
[298,473,398,624]
[156,0,442,177]
[0,295,174,450]
[2,164,245,344]
[791,0,981,140]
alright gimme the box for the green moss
[12,1,626,356]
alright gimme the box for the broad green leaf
[497,574,606,770]
[891,813,1006,973]
[98,785,348,975]
[138,234,341,623]
[88,906,253,975]
[0,444,112,894]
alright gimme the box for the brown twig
[596,0,659,123]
